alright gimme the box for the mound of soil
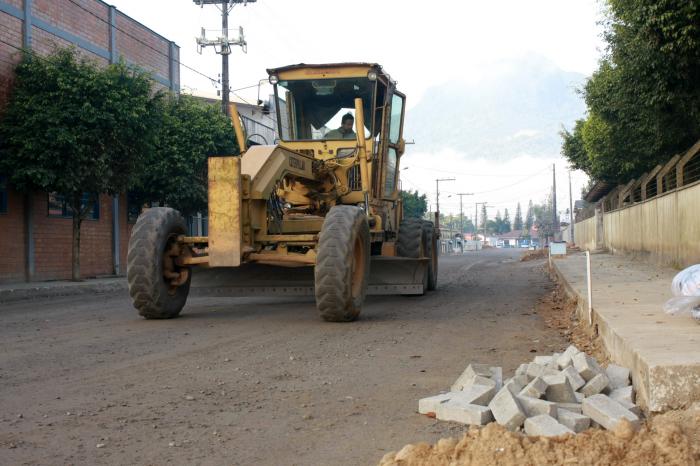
[520,249,547,261]
[378,403,700,466]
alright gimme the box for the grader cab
[127,63,438,322]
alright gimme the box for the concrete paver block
[573,352,603,381]
[458,384,496,406]
[526,363,545,381]
[543,374,578,403]
[610,385,634,405]
[490,367,503,391]
[526,363,559,381]
[418,393,453,415]
[556,402,583,414]
[488,386,527,431]
[582,394,640,431]
[524,414,574,437]
[546,353,561,370]
[580,373,610,397]
[557,408,591,433]
[534,356,553,366]
[519,376,548,399]
[517,395,557,418]
[561,365,586,391]
[513,374,530,386]
[615,397,642,416]
[470,375,497,389]
[557,345,581,369]
[606,364,631,390]
[515,363,529,376]
[451,364,493,391]
[503,378,525,395]
[575,392,585,403]
[436,398,494,425]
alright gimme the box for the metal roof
[266,62,391,80]
[583,181,616,203]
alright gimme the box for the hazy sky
[109,0,606,223]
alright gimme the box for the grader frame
[127,63,438,321]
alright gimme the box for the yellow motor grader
[127,63,438,321]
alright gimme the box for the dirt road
[0,249,566,465]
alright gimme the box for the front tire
[127,207,191,319]
[314,206,370,322]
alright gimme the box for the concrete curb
[549,253,700,413]
[0,278,127,304]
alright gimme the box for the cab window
[275,77,374,141]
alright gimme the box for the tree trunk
[71,194,83,281]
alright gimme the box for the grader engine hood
[207,146,317,268]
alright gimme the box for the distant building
[191,93,278,146]
[0,0,179,283]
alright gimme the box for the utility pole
[194,0,254,116]
[435,178,455,230]
[552,163,558,241]
[475,202,488,238]
[568,170,575,244]
[456,193,474,234]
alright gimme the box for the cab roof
[267,62,393,82]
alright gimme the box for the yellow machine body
[189,63,431,296]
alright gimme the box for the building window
[0,176,7,214]
[126,192,143,224]
[47,193,100,220]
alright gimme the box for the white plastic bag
[664,265,700,322]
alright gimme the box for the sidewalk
[551,251,700,413]
[0,277,127,304]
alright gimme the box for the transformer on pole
[193,0,255,116]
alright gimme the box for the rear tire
[315,206,370,322]
[127,207,191,319]
[397,218,424,258]
[423,222,438,290]
[397,218,428,294]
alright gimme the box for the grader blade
[189,257,427,298]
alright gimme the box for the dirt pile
[520,249,547,262]
[379,403,700,466]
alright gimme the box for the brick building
[0,0,180,283]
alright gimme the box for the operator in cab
[324,113,356,139]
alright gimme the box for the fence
[572,139,700,268]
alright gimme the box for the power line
[64,0,221,86]
[469,166,551,195]
[405,164,549,178]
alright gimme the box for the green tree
[561,0,700,183]
[129,94,238,216]
[480,204,488,232]
[494,210,503,234]
[503,208,512,233]
[532,195,556,241]
[401,190,428,218]
[0,48,159,280]
[524,199,534,231]
[513,202,523,230]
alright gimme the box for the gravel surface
[0,249,566,465]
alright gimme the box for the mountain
[404,55,586,161]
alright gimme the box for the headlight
[269,74,279,85]
[367,70,378,81]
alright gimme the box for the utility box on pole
[194,0,255,116]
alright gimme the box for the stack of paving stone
[418,345,641,436]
